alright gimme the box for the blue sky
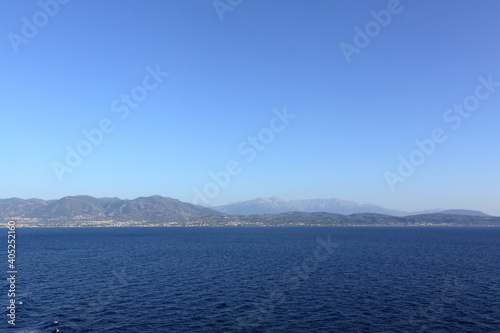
[1,0,500,215]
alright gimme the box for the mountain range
[0,195,221,223]
[213,196,489,217]
[0,195,497,227]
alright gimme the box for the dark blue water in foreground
[3,227,500,332]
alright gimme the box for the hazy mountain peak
[255,196,286,204]
[214,197,408,216]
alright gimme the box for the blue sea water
[2,227,500,332]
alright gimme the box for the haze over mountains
[213,196,489,217]
[0,195,496,227]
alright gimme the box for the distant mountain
[0,197,51,217]
[0,195,222,224]
[213,197,493,217]
[1,196,498,227]
[42,195,107,218]
[440,209,490,217]
[102,195,222,221]
[213,196,408,216]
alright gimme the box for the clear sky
[1,0,500,215]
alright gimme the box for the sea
[3,227,500,332]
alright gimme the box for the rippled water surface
[4,227,500,332]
